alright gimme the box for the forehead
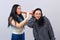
[35,10,41,13]
[17,6,21,8]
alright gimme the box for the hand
[21,11,27,14]
[29,10,34,15]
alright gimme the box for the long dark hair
[33,8,44,26]
[8,4,24,27]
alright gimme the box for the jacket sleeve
[26,18,35,28]
[45,17,56,40]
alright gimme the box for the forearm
[16,18,28,28]
[16,12,29,28]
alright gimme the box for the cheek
[17,9,21,12]
[39,15,41,18]
[35,15,41,18]
[34,14,41,20]
[17,9,21,14]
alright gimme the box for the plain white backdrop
[0,0,60,40]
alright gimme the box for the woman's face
[16,6,21,15]
[34,10,41,20]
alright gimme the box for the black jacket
[27,16,55,40]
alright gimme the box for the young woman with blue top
[8,4,29,40]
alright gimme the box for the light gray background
[0,0,60,40]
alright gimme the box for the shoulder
[43,16,51,25]
[43,16,50,24]
[28,17,36,22]
[43,16,48,20]
[43,16,49,21]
